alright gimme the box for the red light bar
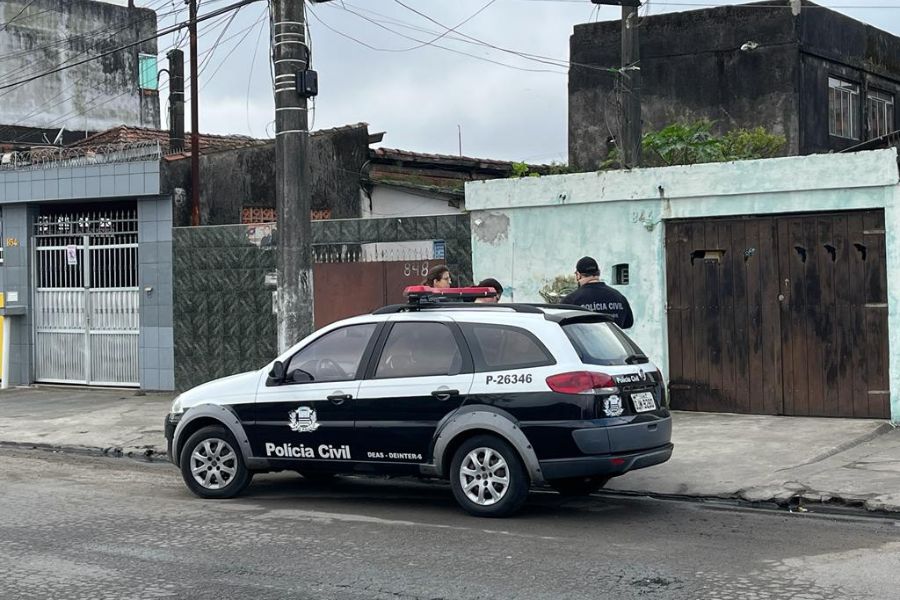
[403,286,497,299]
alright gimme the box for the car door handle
[327,393,352,405]
[431,389,459,401]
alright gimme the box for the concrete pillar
[0,203,38,386]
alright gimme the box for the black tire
[449,434,529,518]
[179,425,253,499]
[297,471,337,482]
[549,476,610,497]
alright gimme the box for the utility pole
[189,0,201,226]
[620,4,641,168]
[167,49,185,152]
[272,0,316,351]
[591,0,642,168]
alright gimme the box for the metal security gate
[33,210,140,386]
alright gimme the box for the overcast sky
[133,0,900,163]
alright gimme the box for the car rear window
[562,321,646,366]
[462,323,555,372]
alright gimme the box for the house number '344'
[5,237,18,247]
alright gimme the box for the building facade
[466,149,900,423]
[569,1,900,170]
[0,0,160,143]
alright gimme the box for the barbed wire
[0,141,162,171]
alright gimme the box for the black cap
[575,256,600,276]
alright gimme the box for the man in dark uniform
[562,256,634,329]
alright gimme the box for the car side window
[375,322,463,379]
[285,323,377,384]
[463,323,555,371]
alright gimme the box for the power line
[0,0,265,93]
[0,0,39,35]
[307,2,568,74]
[199,8,269,92]
[332,1,619,75]
[0,0,179,93]
[499,0,900,6]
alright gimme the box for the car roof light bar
[402,285,497,305]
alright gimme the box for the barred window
[867,90,895,139]
[828,77,860,140]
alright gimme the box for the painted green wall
[467,149,900,422]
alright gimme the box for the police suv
[165,286,673,517]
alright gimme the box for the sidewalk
[1,386,898,513]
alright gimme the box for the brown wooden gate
[313,260,437,328]
[665,210,889,418]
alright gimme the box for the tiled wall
[138,196,174,390]
[313,215,473,284]
[0,160,160,204]
[172,214,473,391]
[0,204,37,386]
[173,225,277,390]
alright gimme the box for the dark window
[463,324,555,371]
[375,322,463,378]
[613,263,630,285]
[286,324,377,383]
[563,321,645,366]
[867,89,895,139]
[828,77,860,140]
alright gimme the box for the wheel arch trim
[172,404,263,468]
[429,406,545,485]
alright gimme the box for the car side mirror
[270,360,286,383]
[289,369,314,384]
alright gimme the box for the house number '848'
[404,262,429,277]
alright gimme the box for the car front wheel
[179,425,253,499]
[449,434,529,518]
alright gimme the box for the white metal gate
[33,210,140,386]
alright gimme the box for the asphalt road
[1,447,898,600]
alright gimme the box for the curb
[0,440,169,462]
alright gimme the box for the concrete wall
[361,185,465,219]
[568,1,900,170]
[138,196,174,391]
[466,149,900,422]
[0,0,160,132]
[568,2,801,170]
[162,126,371,226]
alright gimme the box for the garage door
[665,210,889,418]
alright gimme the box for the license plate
[631,391,656,412]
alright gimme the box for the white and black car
[165,287,673,517]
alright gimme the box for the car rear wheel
[179,425,253,499]
[549,475,610,497]
[449,434,529,518]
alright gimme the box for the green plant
[511,162,530,178]
[601,121,786,169]
[539,274,578,304]
[643,120,723,166]
[719,127,786,161]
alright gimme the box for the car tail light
[546,371,617,395]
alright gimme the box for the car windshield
[562,320,645,366]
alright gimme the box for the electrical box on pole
[295,70,318,98]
